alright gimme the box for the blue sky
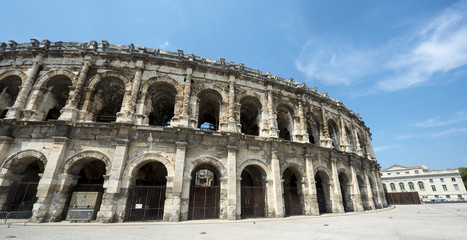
[2,0,467,170]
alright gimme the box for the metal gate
[125,186,166,221]
[241,186,266,218]
[188,185,220,220]
[284,187,302,216]
[2,182,38,219]
[386,192,421,204]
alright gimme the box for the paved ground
[1,203,467,240]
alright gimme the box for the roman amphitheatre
[0,39,386,223]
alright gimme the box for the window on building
[418,181,425,190]
[440,178,445,183]
[432,185,436,191]
[397,172,400,175]
[409,182,415,190]
[388,173,391,175]
[446,195,450,199]
[415,170,419,174]
[458,195,463,200]
[454,184,460,191]
[429,179,433,183]
[390,183,396,191]
[442,185,448,191]
[451,178,456,182]
[405,171,409,174]
[399,182,405,191]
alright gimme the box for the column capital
[176,141,187,148]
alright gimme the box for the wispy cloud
[394,127,467,140]
[395,134,415,140]
[414,108,467,127]
[296,1,467,94]
[373,145,396,152]
[159,41,170,48]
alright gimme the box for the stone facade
[0,39,387,223]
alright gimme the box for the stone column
[353,126,363,156]
[175,68,192,127]
[6,57,42,119]
[298,99,309,143]
[330,158,345,213]
[271,151,284,217]
[96,137,129,223]
[59,61,92,121]
[227,76,238,132]
[31,137,69,223]
[226,145,237,220]
[267,90,278,138]
[339,115,349,152]
[350,163,364,212]
[363,169,376,210]
[320,105,331,147]
[304,154,319,216]
[165,141,187,222]
[117,67,143,123]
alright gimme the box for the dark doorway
[315,171,330,214]
[339,172,353,212]
[283,168,302,216]
[125,161,167,221]
[241,165,266,219]
[188,167,220,220]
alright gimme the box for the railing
[69,209,94,223]
[0,211,31,228]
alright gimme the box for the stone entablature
[0,40,386,223]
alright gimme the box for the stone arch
[123,152,174,177]
[0,70,27,85]
[61,150,111,175]
[239,95,263,136]
[196,89,225,130]
[280,161,305,181]
[236,90,266,108]
[192,84,228,104]
[238,159,271,180]
[87,71,131,91]
[313,164,332,179]
[140,75,183,96]
[34,68,77,88]
[184,155,226,177]
[1,149,48,171]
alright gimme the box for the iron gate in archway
[284,186,302,216]
[241,186,266,218]
[188,185,220,220]
[125,185,166,221]
[2,182,38,219]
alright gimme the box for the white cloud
[159,41,170,48]
[415,108,467,127]
[395,134,415,140]
[373,145,396,152]
[428,127,467,138]
[296,1,467,93]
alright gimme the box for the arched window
[91,77,125,122]
[0,76,21,118]
[418,181,425,190]
[276,105,294,140]
[146,84,176,126]
[408,182,415,190]
[390,183,396,191]
[328,120,340,150]
[345,127,355,152]
[306,113,320,145]
[197,90,222,131]
[42,75,72,120]
[240,97,261,136]
[399,182,405,191]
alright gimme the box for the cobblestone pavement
[2,203,466,240]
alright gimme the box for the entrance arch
[315,170,332,214]
[1,157,44,218]
[125,161,167,221]
[62,159,107,221]
[241,165,267,218]
[283,168,303,216]
[339,172,353,212]
[188,164,221,220]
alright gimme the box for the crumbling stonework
[0,39,387,223]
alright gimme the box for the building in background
[381,165,467,202]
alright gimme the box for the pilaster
[271,151,284,217]
[330,158,345,213]
[350,163,364,212]
[164,141,187,222]
[304,154,319,215]
[226,145,237,219]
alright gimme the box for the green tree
[459,167,467,189]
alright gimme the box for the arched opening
[0,76,21,118]
[240,97,261,136]
[277,105,294,140]
[197,90,222,131]
[315,170,332,214]
[345,127,355,152]
[146,84,176,126]
[91,77,125,122]
[339,172,354,212]
[283,168,303,216]
[1,158,44,218]
[62,159,106,221]
[240,165,266,219]
[188,164,220,220]
[306,114,320,144]
[357,133,367,155]
[125,161,168,222]
[41,75,72,121]
[328,120,340,150]
[390,183,396,191]
[357,175,370,210]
